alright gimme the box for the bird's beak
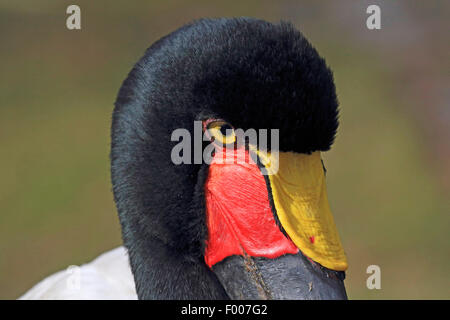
[261,151,348,272]
[205,148,348,299]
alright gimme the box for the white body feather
[19,246,138,300]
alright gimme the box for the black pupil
[220,124,233,136]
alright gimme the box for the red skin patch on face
[204,147,298,268]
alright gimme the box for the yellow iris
[206,121,236,145]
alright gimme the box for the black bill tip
[212,251,347,300]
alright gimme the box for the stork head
[111,18,347,299]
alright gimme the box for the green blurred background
[1,1,448,299]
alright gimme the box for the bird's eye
[205,120,236,145]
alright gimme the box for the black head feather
[111,17,339,299]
